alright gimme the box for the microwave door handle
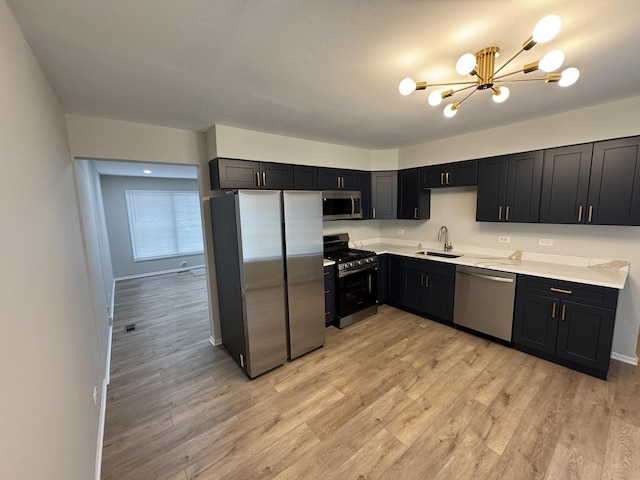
[351,196,355,216]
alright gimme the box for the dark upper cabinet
[371,171,398,219]
[539,137,640,226]
[293,165,318,190]
[398,168,431,220]
[539,144,593,224]
[210,158,294,190]
[421,160,478,188]
[317,167,359,190]
[476,151,543,222]
[513,274,619,379]
[588,136,640,225]
[358,171,372,219]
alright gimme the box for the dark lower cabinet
[324,265,336,327]
[390,256,455,325]
[387,255,402,305]
[513,275,618,379]
[377,254,389,304]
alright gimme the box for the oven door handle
[338,265,377,278]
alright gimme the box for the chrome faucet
[437,225,453,251]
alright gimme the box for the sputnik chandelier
[398,15,580,118]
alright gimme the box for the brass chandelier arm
[423,81,478,87]
[494,74,561,83]
[492,68,527,81]
[491,46,527,79]
[455,87,478,107]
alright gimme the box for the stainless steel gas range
[323,233,378,328]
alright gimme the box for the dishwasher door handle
[457,269,515,283]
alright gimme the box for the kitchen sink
[416,251,462,259]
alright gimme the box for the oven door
[336,265,377,327]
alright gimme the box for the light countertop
[323,259,335,267]
[356,240,629,290]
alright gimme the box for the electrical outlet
[498,236,511,243]
[538,238,554,247]
[397,229,405,235]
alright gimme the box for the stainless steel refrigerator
[210,190,325,378]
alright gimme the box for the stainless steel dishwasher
[453,266,517,342]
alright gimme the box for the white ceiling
[7,0,640,149]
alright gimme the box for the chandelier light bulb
[398,77,417,96]
[532,14,562,44]
[558,67,580,87]
[539,50,565,72]
[492,87,510,103]
[428,90,443,106]
[443,103,458,118]
[456,53,476,75]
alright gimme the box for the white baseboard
[209,335,222,346]
[113,265,205,283]
[611,351,638,366]
[94,375,109,480]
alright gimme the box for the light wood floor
[102,271,640,480]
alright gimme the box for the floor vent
[124,323,136,333]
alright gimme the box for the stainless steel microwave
[322,190,362,220]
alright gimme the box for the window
[125,190,203,261]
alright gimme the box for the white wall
[0,1,104,478]
[392,96,640,362]
[214,124,373,169]
[100,175,204,277]
[65,115,219,343]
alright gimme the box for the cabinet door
[476,156,508,221]
[341,170,359,191]
[358,171,372,219]
[211,158,260,189]
[388,255,402,305]
[505,151,543,223]
[448,160,478,186]
[398,168,430,219]
[371,171,397,219]
[376,254,388,304]
[421,165,446,188]
[259,162,294,190]
[425,274,455,323]
[317,168,342,190]
[513,292,557,355]
[556,301,615,372]
[401,268,428,314]
[588,136,640,225]
[293,165,318,190]
[539,144,592,224]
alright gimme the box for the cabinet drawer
[402,257,456,277]
[516,275,618,309]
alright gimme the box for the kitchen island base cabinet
[513,275,618,379]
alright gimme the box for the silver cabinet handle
[262,172,266,187]
[441,172,445,185]
[414,207,418,219]
[446,172,450,185]
[498,206,502,220]
[255,172,261,187]
[506,206,510,221]
[372,208,376,218]
[337,176,341,188]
